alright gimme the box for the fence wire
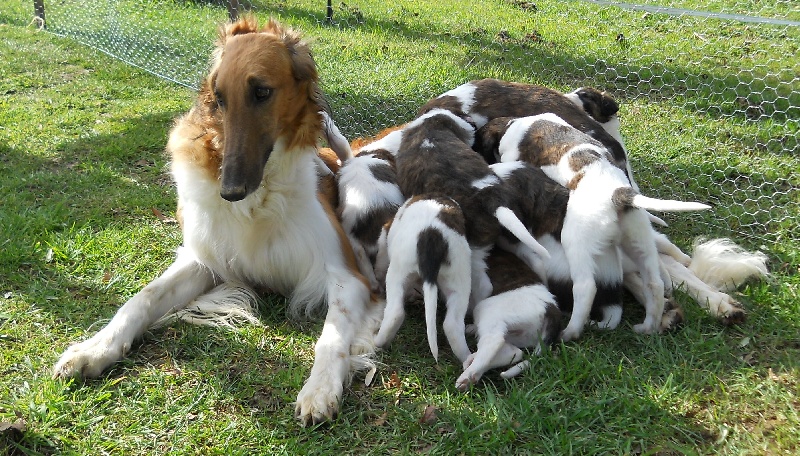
[7,0,800,251]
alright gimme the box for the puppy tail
[612,187,711,212]
[320,111,353,162]
[422,281,440,362]
[418,228,447,361]
[689,238,769,292]
[494,206,551,260]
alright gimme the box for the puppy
[419,78,636,187]
[337,141,405,292]
[478,114,710,341]
[395,109,551,316]
[490,161,624,329]
[456,248,562,391]
[373,194,472,362]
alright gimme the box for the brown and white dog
[395,109,551,315]
[52,17,383,426]
[374,194,473,362]
[419,78,638,190]
[456,248,562,391]
[478,114,710,341]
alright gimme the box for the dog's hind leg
[441,287,472,363]
[456,334,519,391]
[373,264,408,349]
[53,249,216,379]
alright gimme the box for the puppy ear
[599,92,619,118]
[473,118,509,164]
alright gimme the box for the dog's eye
[254,87,272,103]
[214,90,225,109]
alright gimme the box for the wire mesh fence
[5,0,799,254]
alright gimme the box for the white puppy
[374,194,473,363]
[456,248,562,391]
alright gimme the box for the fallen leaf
[151,207,177,224]
[419,404,438,425]
[102,271,112,283]
[373,411,388,426]
[385,371,402,389]
[0,420,26,439]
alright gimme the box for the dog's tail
[321,111,353,163]
[689,238,769,292]
[494,206,551,261]
[418,228,448,362]
[612,187,711,212]
[152,282,261,329]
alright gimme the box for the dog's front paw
[558,325,582,342]
[53,336,126,379]
[294,376,343,426]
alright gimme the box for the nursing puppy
[490,161,624,329]
[456,248,562,391]
[419,78,637,189]
[394,109,551,316]
[479,114,710,341]
[52,17,383,426]
[337,140,405,292]
[373,195,472,362]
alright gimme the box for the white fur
[54,125,385,427]
[456,284,558,391]
[436,82,488,127]
[321,111,353,163]
[337,152,405,291]
[689,238,769,291]
[359,129,404,156]
[405,108,476,146]
[373,197,473,363]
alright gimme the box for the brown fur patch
[320,192,371,291]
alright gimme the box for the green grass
[1,0,799,454]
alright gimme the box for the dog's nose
[220,185,247,202]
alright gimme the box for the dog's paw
[632,320,660,335]
[499,360,530,379]
[558,326,582,342]
[455,370,478,392]
[719,305,747,326]
[294,376,343,427]
[462,352,477,370]
[52,336,125,379]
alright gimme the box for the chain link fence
[5,0,799,256]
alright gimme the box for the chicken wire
[16,0,800,253]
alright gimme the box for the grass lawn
[1,0,798,454]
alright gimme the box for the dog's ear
[473,118,510,164]
[599,92,619,119]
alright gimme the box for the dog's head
[202,16,324,201]
[566,87,619,124]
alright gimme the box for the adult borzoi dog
[52,16,383,426]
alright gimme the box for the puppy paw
[455,371,478,392]
[558,326,582,342]
[294,375,343,427]
[53,336,126,379]
[633,321,660,335]
[462,352,477,370]
[719,306,747,326]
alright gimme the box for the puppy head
[473,117,515,163]
[566,87,619,124]
[407,108,476,146]
[203,16,323,201]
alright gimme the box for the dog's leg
[559,236,598,341]
[653,230,692,266]
[456,334,518,391]
[470,248,492,306]
[373,264,407,349]
[349,235,381,294]
[621,213,665,335]
[497,236,548,284]
[661,254,746,324]
[295,269,371,426]
[53,250,215,379]
[441,287,471,363]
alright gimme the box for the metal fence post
[33,0,46,28]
